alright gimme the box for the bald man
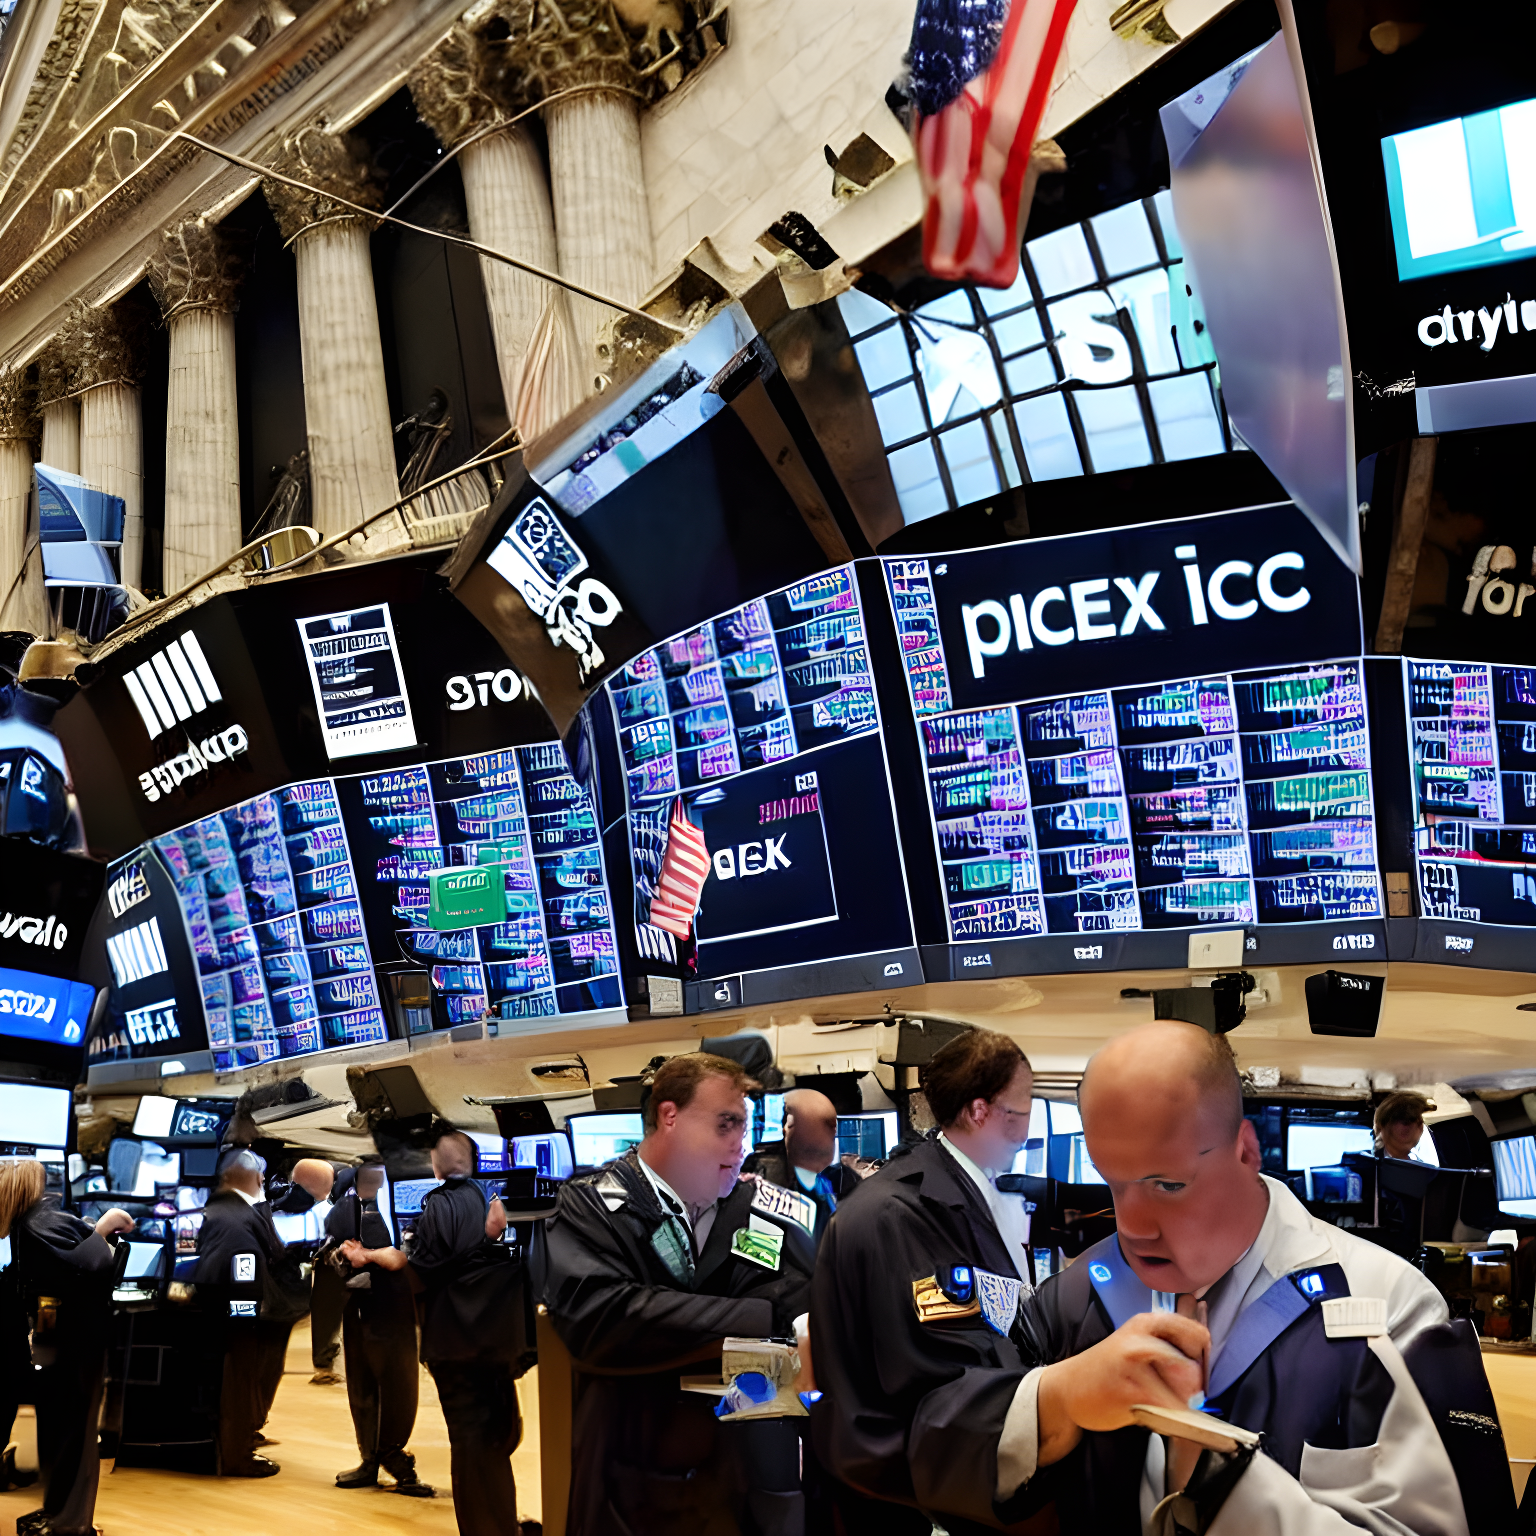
[270,1158,345,1384]
[984,1022,1514,1536]
[743,1089,858,1243]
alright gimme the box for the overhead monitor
[884,505,1385,978]
[0,966,96,1051]
[0,1082,72,1149]
[132,1095,176,1139]
[1493,1134,1536,1217]
[1287,1123,1374,1171]
[567,1111,644,1168]
[1406,660,1536,970]
[604,563,919,1010]
[836,1112,898,1161]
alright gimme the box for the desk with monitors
[1406,660,1536,970]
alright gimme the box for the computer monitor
[1010,1099,1050,1176]
[836,1112,897,1162]
[467,1132,509,1172]
[1493,1134,1536,1218]
[757,1094,785,1148]
[132,1096,177,1139]
[567,1112,644,1168]
[511,1133,573,1180]
[122,1241,164,1282]
[1045,1101,1106,1186]
[1287,1124,1374,1172]
[390,1178,441,1217]
[0,1082,71,1149]
[129,1146,181,1196]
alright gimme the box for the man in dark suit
[194,1150,289,1477]
[744,1089,860,1244]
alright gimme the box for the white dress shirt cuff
[996,1366,1046,1500]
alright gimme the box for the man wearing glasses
[809,1027,1038,1535]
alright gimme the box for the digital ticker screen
[917,664,1381,939]
[1407,660,1536,929]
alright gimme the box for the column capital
[262,125,385,245]
[503,0,642,100]
[148,217,246,320]
[0,365,38,441]
[46,298,150,396]
[409,22,516,149]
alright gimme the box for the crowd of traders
[0,1027,1524,1536]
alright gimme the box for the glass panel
[1004,349,1059,394]
[988,409,1023,488]
[1012,394,1083,481]
[941,419,1001,506]
[852,326,914,392]
[1091,200,1159,277]
[1149,375,1226,461]
[1076,385,1153,473]
[1046,290,1133,385]
[990,307,1045,354]
[1109,269,1179,376]
[914,289,979,326]
[1026,222,1097,297]
[1152,189,1182,259]
[837,286,897,339]
[871,381,928,445]
[978,266,1036,316]
[914,327,1003,425]
[888,440,950,523]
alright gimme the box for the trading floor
[0,1320,543,1536]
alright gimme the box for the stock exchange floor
[0,1319,542,1536]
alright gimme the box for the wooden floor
[0,1320,542,1536]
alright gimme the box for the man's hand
[339,1239,370,1269]
[1036,1312,1210,1468]
[485,1197,508,1242]
[94,1208,134,1238]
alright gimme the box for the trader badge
[751,1181,816,1235]
[975,1269,1022,1335]
[912,1274,981,1324]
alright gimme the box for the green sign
[427,866,505,930]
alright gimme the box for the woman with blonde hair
[1373,1091,1438,1163]
[1,1157,130,1536]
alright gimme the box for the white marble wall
[639,0,1238,285]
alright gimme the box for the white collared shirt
[939,1132,1034,1281]
[230,1186,263,1208]
[637,1153,720,1252]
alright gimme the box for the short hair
[0,1158,45,1238]
[1375,1091,1434,1135]
[921,1028,1029,1129]
[1188,1029,1243,1137]
[432,1129,478,1174]
[219,1149,264,1186]
[644,1052,760,1133]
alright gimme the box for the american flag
[910,0,1078,287]
[649,798,711,938]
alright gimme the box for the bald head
[1080,1021,1242,1142]
[431,1130,476,1179]
[291,1158,335,1202]
[1078,1021,1264,1295]
[783,1090,838,1175]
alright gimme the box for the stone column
[149,218,245,590]
[264,127,399,539]
[544,81,653,390]
[409,28,575,436]
[71,303,146,587]
[35,342,79,474]
[0,366,45,634]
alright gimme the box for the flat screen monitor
[567,1112,643,1168]
[1009,1098,1050,1176]
[757,1093,785,1148]
[129,1145,180,1196]
[391,1178,440,1217]
[1493,1134,1536,1217]
[467,1132,508,1172]
[122,1241,164,1281]
[511,1133,573,1180]
[836,1112,897,1162]
[132,1095,177,1139]
[0,1082,72,1149]
[1287,1124,1374,1171]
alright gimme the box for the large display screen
[335,745,623,1025]
[606,564,919,1008]
[883,505,1386,974]
[1406,658,1536,970]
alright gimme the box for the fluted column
[69,302,146,587]
[35,342,79,473]
[264,128,399,539]
[410,31,574,436]
[0,367,45,633]
[545,85,652,388]
[149,219,245,589]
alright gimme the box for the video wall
[606,565,919,1007]
[1407,659,1536,968]
[881,505,1388,972]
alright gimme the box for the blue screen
[0,966,95,1046]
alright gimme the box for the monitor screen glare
[569,1112,644,1168]
[1493,1134,1536,1217]
[0,1082,72,1150]
[1287,1124,1374,1172]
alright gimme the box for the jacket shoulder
[1327,1222,1449,1337]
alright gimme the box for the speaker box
[1304,971,1384,1037]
